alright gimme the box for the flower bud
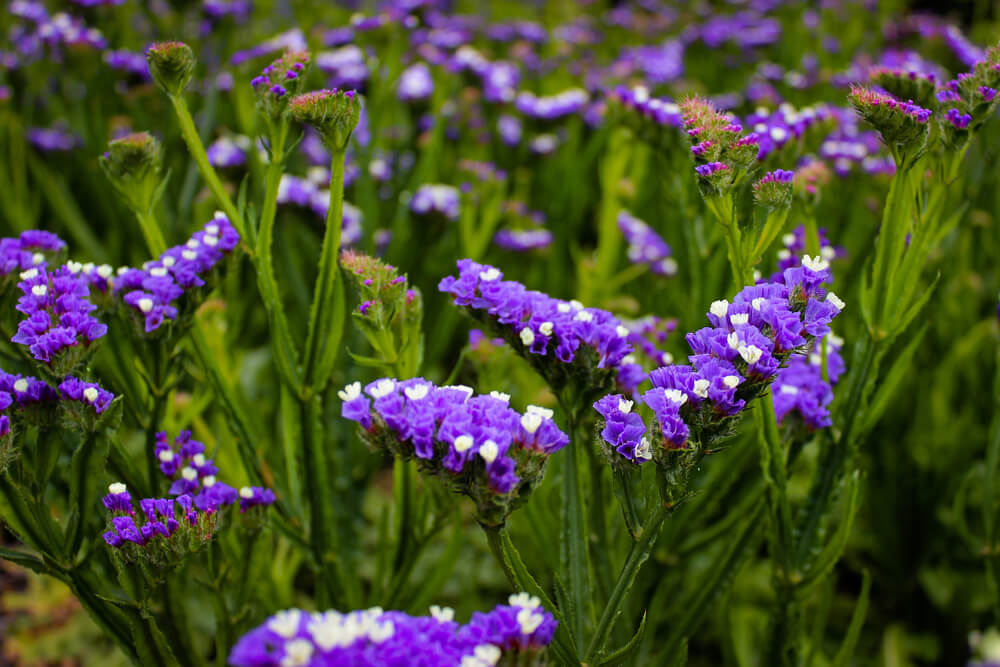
[288,88,361,152]
[753,169,794,209]
[868,67,937,109]
[145,41,196,96]
[251,50,311,120]
[848,85,931,155]
[99,132,163,214]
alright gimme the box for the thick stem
[299,395,337,608]
[561,413,591,655]
[134,210,168,257]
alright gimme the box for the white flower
[203,235,219,247]
[777,249,792,261]
[368,621,394,643]
[82,387,99,403]
[779,384,800,395]
[429,605,455,622]
[723,375,741,389]
[557,303,571,313]
[618,398,634,413]
[186,239,200,249]
[181,467,198,481]
[661,352,674,365]
[809,353,822,366]
[479,440,499,463]
[635,437,652,461]
[622,354,637,365]
[569,300,584,310]
[574,310,594,323]
[489,390,510,403]
[479,268,501,282]
[801,254,829,272]
[521,413,542,434]
[20,268,38,280]
[444,384,474,401]
[66,262,82,274]
[31,252,44,265]
[751,297,765,311]
[727,332,740,350]
[205,223,220,236]
[280,639,314,667]
[693,379,710,398]
[307,612,350,651]
[13,379,28,393]
[664,389,688,405]
[31,284,47,297]
[202,475,216,488]
[404,383,430,400]
[267,610,303,639]
[108,482,127,495]
[782,233,796,246]
[158,449,174,462]
[526,405,554,419]
[160,256,176,268]
[369,379,396,398]
[137,298,154,313]
[730,313,749,326]
[338,381,362,401]
[149,267,168,277]
[239,486,254,499]
[453,435,474,453]
[738,345,763,364]
[519,327,535,346]
[182,250,198,261]
[616,325,630,338]
[709,300,729,318]
[821,245,836,260]
[473,644,502,665]
[826,291,845,310]
[516,608,544,634]
[508,592,541,608]
[539,321,554,336]
[192,453,206,467]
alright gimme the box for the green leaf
[858,324,928,436]
[831,570,871,667]
[886,272,940,343]
[796,472,861,592]
[66,428,112,556]
[0,546,49,575]
[597,612,647,667]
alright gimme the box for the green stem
[585,500,670,661]
[300,395,338,608]
[167,94,247,245]
[984,341,1000,623]
[134,209,168,257]
[301,148,346,395]
[561,415,591,655]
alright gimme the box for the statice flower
[12,265,107,368]
[494,228,553,252]
[767,225,843,281]
[104,49,151,82]
[0,230,66,277]
[152,429,259,514]
[58,376,114,414]
[515,89,589,120]
[230,28,307,66]
[340,378,567,525]
[206,135,251,168]
[744,104,834,160]
[229,596,556,667]
[439,260,641,395]
[398,62,434,102]
[617,210,677,276]
[753,169,794,209]
[115,212,240,334]
[594,255,845,466]
[314,45,369,90]
[27,126,80,152]
[251,50,310,117]
[410,184,461,221]
[848,86,931,153]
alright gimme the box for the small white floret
[826,291,845,310]
[521,413,542,434]
[479,440,499,464]
[570,300,584,310]
[526,405,553,419]
[517,608,544,634]
[429,605,455,622]
[20,268,39,280]
[709,300,729,319]
[802,254,829,272]
[202,475,216,488]
[32,253,44,265]
[338,381,362,401]
[181,467,198,481]
[635,437,652,461]
[404,384,430,401]
[539,321,554,337]
[557,303,571,313]
[193,453,206,467]
[738,345,763,365]
[280,638,314,666]
[137,298,154,313]
[489,390,510,403]
[616,325,630,338]
[160,257,175,268]
[239,486,254,499]
[453,435,474,453]
[108,482,127,495]
[267,610,302,639]
[730,313,749,326]
[31,284,47,297]
[203,235,219,247]
[780,384,799,395]
[777,249,791,261]
[723,375,741,389]
[618,398,633,413]
[508,592,541,608]
[13,379,28,393]
[369,379,396,398]
[574,310,594,323]
[727,332,740,350]
[519,327,536,346]
[182,250,198,261]
[752,297,765,311]
[83,387,99,403]
[664,389,688,405]
[479,268,501,281]
[782,233,796,246]
[149,267,168,277]
[693,379,710,398]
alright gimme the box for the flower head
[288,88,361,152]
[145,41,196,95]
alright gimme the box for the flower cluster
[752,169,794,209]
[607,86,684,150]
[145,41,196,95]
[744,104,834,161]
[12,265,108,368]
[340,251,422,362]
[848,86,931,153]
[340,377,567,525]
[409,184,461,221]
[154,430,274,514]
[514,89,588,120]
[288,88,361,152]
[229,594,556,667]
[0,230,66,278]
[277,174,364,243]
[681,97,761,192]
[439,259,641,395]
[594,255,845,467]
[617,210,677,276]
[114,212,240,333]
[767,225,843,281]
[251,50,310,117]
[772,335,845,430]
[869,67,938,109]
[934,44,1000,146]
[398,62,434,102]
[58,376,114,415]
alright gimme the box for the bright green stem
[301,149,346,395]
[167,94,247,245]
[300,395,337,607]
[757,391,794,564]
[706,194,751,285]
[134,209,168,257]
[254,119,302,392]
[593,128,632,289]
[483,524,520,591]
[585,500,670,662]
[870,158,915,333]
[561,426,592,655]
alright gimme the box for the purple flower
[410,184,460,220]
[58,376,114,414]
[617,211,677,276]
[593,394,648,463]
[398,62,434,102]
[238,486,277,512]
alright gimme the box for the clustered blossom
[439,260,641,394]
[848,86,931,151]
[0,230,66,277]
[514,89,588,119]
[617,210,677,276]
[12,265,108,365]
[340,251,421,331]
[340,377,567,524]
[153,430,274,514]
[767,225,843,281]
[744,104,833,160]
[494,228,553,252]
[229,594,556,667]
[277,174,364,244]
[250,50,310,110]
[681,97,761,190]
[57,376,114,414]
[772,335,845,429]
[409,184,461,221]
[753,169,794,208]
[114,213,240,333]
[398,62,434,102]
[206,135,251,168]
[932,45,1000,146]
[594,254,845,466]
